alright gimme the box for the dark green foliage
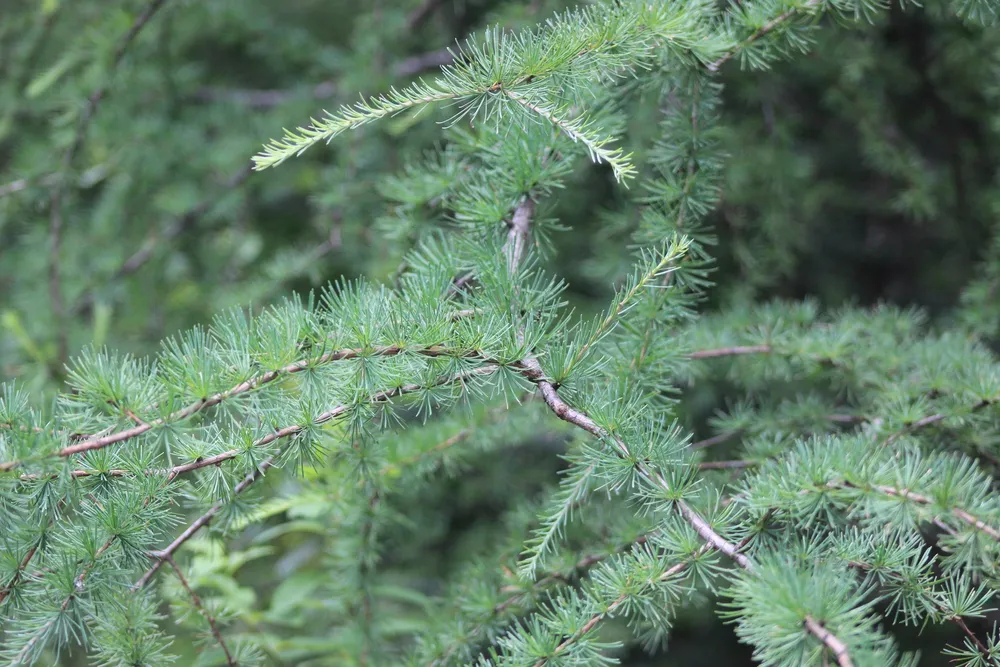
[2,0,1000,665]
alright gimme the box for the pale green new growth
[4,1,1000,666]
[253,2,720,181]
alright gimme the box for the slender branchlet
[163,554,237,667]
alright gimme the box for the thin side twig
[687,344,772,359]
[803,616,854,667]
[872,484,1000,541]
[12,537,117,664]
[163,554,237,666]
[848,559,995,665]
[0,343,464,471]
[881,397,995,447]
[134,365,498,588]
[157,365,498,482]
[429,533,652,666]
[134,457,275,589]
[950,615,996,666]
[691,430,741,449]
[506,196,536,273]
[697,459,757,470]
[0,543,40,604]
[706,0,823,72]
[529,545,713,667]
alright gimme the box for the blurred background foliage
[1,0,999,664]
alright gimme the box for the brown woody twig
[163,554,237,666]
[803,616,854,667]
[706,0,823,72]
[134,365,498,588]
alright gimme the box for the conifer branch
[871,484,1000,541]
[803,616,854,667]
[134,457,275,590]
[518,459,597,579]
[0,344,474,471]
[525,322,757,571]
[159,367,480,482]
[47,0,171,365]
[160,365,498,482]
[698,459,757,470]
[881,397,996,447]
[571,240,691,375]
[506,196,536,274]
[253,6,668,178]
[253,86,463,170]
[11,536,117,665]
[706,0,824,73]
[529,544,713,667]
[26,399,515,484]
[502,177,752,576]
[629,83,704,373]
[950,615,996,666]
[847,559,996,665]
[163,554,237,667]
[502,90,636,182]
[687,344,772,359]
[0,543,40,605]
[380,401,516,477]
[691,431,741,449]
[135,365,498,588]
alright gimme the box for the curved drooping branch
[133,364,498,588]
[0,344,472,471]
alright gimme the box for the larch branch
[950,615,997,666]
[706,0,824,72]
[500,179,753,575]
[529,544,713,667]
[134,457,274,589]
[881,397,995,447]
[803,616,854,667]
[0,543,40,605]
[872,484,1000,541]
[12,536,117,664]
[506,196,536,274]
[134,365,498,588]
[849,559,995,665]
[163,554,237,666]
[687,344,772,359]
[0,343,470,471]
[697,459,757,470]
